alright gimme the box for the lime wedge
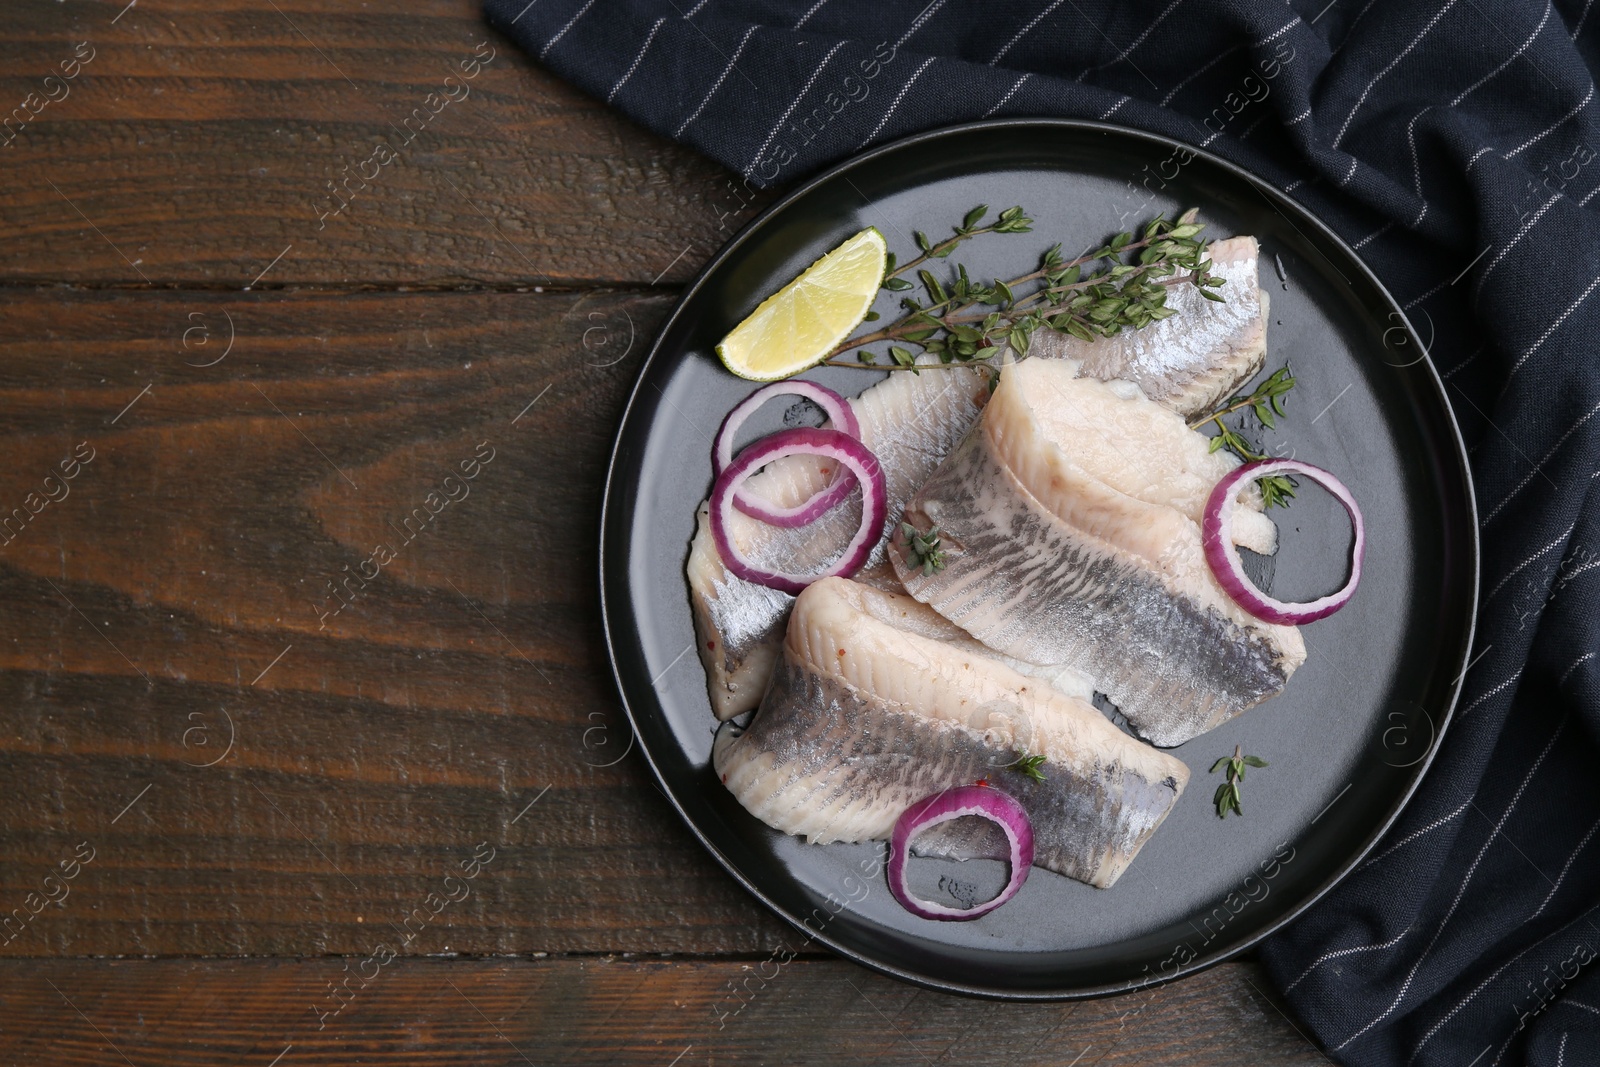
[716,227,887,381]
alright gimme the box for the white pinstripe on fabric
[792,0,832,29]
[1258,17,1301,44]
[1332,720,1568,1051]
[1457,669,1523,716]
[1465,145,1496,170]
[1573,0,1597,39]
[1414,812,1600,1059]
[1342,155,1358,185]
[608,17,668,102]
[1563,999,1600,1014]
[1332,0,1462,150]
[1474,193,1561,295]
[1486,519,1578,600]
[1482,395,1600,524]
[896,0,946,48]
[989,0,1067,65]
[1358,799,1472,873]
[1283,926,1417,993]
[742,39,848,176]
[1560,650,1596,685]
[1286,107,1312,125]
[676,24,758,136]
[1554,554,1600,589]
[1353,221,1394,249]
[983,72,1034,117]
[1098,95,1126,120]
[1581,179,1600,206]
[1401,0,1553,200]
[1159,43,1243,106]
[865,55,936,144]
[1505,83,1595,158]
[685,0,714,17]
[1075,0,1188,81]
[1505,271,1600,380]
[1531,815,1600,918]
[540,0,598,57]
[1558,1032,1569,1067]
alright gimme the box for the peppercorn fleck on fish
[712,577,1190,889]
[891,357,1305,748]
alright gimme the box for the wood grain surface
[1,959,1328,1066]
[0,0,1330,1061]
[0,0,770,288]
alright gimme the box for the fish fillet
[712,577,1189,889]
[1029,235,1268,419]
[689,235,1271,719]
[891,358,1305,748]
[688,367,991,719]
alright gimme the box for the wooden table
[0,2,1330,1062]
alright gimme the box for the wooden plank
[0,0,769,287]
[0,958,1329,1065]
[0,285,801,956]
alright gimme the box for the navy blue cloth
[484,1,1600,1062]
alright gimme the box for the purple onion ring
[709,427,886,595]
[887,785,1034,922]
[713,381,862,528]
[1202,459,1365,625]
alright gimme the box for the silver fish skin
[689,234,1272,720]
[891,359,1305,748]
[1028,235,1268,419]
[712,577,1190,889]
[688,367,992,719]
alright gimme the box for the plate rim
[597,116,1480,1001]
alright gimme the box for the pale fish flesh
[690,235,1271,720]
[712,577,1190,889]
[1028,235,1268,419]
[688,367,992,719]
[891,358,1306,748]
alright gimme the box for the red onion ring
[709,427,886,595]
[887,785,1034,921]
[713,382,862,528]
[1203,459,1365,625]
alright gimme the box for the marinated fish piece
[1029,236,1268,419]
[688,367,992,719]
[712,577,1189,889]
[891,358,1305,748]
[1016,372,1278,555]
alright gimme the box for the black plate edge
[596,117,1481,1001]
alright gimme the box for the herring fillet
[891,358,1306,748]
[689,234,1272,719]
[712,577,1189,889]
[688,367,992,719]
[1030,235,1268,418]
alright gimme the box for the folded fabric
[484,1,1600,1062]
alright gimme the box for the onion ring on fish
[887,785,1034,921]
[710,427,886,595]
[1203,459,1365,624]
[713,381,861,527]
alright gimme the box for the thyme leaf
[900,521,945,575]
[1211,744,1268,818]
[1009,750,1048,783]
[825,206,1220,374]
[1190,366,1298,509]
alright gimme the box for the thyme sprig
[1009,750,1048,783]
[900,521,945,575]
[1190,367,1298,509]
[822,206,1223,374]
[1210,744,1268,818]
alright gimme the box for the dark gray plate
[599,119,1477,999]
